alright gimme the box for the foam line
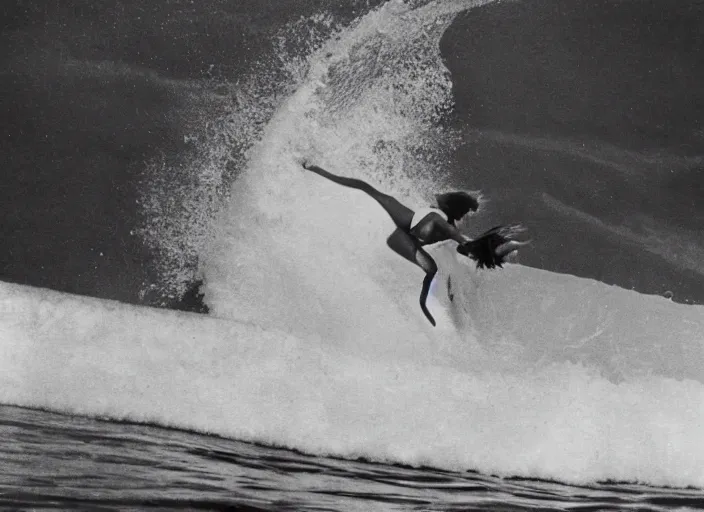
[1,260,703,488]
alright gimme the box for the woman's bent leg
[386,229,438,326]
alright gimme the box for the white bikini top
[410,207,447,229]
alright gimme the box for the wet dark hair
[435,191,479,225]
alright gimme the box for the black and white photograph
[1,0,703,509]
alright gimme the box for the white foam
[1,264,703,488]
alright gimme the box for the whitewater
[1,0,703,493]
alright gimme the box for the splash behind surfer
[300,161,527,326]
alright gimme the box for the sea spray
[201,1,494,359]
[136,11,347,305]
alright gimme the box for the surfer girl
[300,161,527,326]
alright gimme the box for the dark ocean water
[441,0,704,303]
[2,406,702,511]
[2,0,704,307]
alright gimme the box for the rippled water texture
[2,406,701,511]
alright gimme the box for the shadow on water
[1,406,702,511]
